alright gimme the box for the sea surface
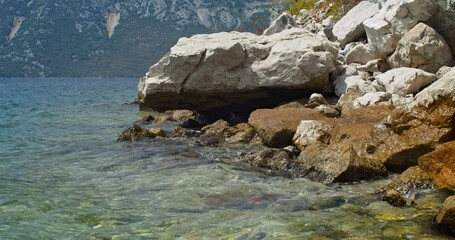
[0,78,452,239]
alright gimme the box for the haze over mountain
[0,0,274,77]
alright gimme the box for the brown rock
[150,128,166,137]
[226,123,257,144]
[117,124,154,142]
[275,98,308,109]
[200,120,256,145]
[366,69,455,172]
[292,106,392,183]
[248,108,326,148]
[196,133,225,146]
[201,120,230,135]
[239,148,294,174]
[435,196,455,236]
[172,109,199,121]
[368,97,455,172]
[419,141,455,191]
[376,166,434,207]
[171,126,200,138]
[154,115,174,124]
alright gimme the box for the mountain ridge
[0,0,274,77]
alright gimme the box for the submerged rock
[376,166,434,207]
[137,28,338,111]
[239,147,294,175]
[117,124,154,142]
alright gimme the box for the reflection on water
[0,79,451,239]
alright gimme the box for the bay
[0,78,451,239]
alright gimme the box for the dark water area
[0,78,452,239]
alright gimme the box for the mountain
[0,0,275,78]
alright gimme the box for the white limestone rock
[413,68,455,107]
[375,68,437,96]
[391,94,414,106]
[332,1,379,48]
[388,23,454,73]
[436,66,454,79]
[333,75,377,97]
[293,120,333,150]
[363,0,438,58]
[353,92,392,108]
[138,28,338,111]
[346,43,375,65]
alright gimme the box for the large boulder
[419,141,455,191]
[435,196,455,236]
[248,108,326,148]
[292,106,392,183]
[375,68,437,96]
[332,1,379,48]
[367,68,455,172]
[363,0,438,58]
[138,28,338,111]
[388,23,453,73]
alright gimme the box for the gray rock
[436,66,454,79]
[333,75,377,97]
[363,0,438,58]
[375,68,437,96]
[353,92,392,108]
[428,0,455,57]
[346,43,375,65]
[332,1,379,48]
[263,13,297,36]
[356,59,390,73]
[388,23,453,73]
[138,28,338,111]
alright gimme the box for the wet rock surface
[376,166,434,207]
[117,124,154,142]
[435,196,455,236]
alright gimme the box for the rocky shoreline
[122,0,455,236]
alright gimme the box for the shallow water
[0,78,452,239]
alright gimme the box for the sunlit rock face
[138,28,338,111]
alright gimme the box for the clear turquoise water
[0,78,452,239]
